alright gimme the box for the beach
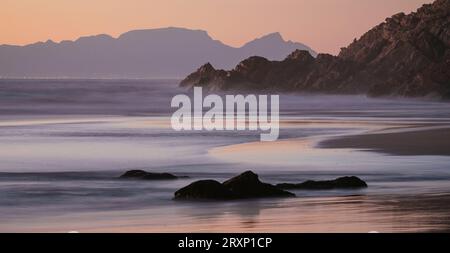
[320,127,450,156]
[1,79,450,232]
[2,193,450,233]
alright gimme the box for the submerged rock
[119,170,182,180]
[174,180,236,200]
[276,176,368,190]
[174,171,295,200]
[223,171,295,198]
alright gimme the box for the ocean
[1,79,450,232]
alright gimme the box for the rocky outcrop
[174,171,295,200]
[276,176,368,190]
[174,180,236,200]
[180,63,228,91]
[181,0,450,98]
[222,171,295,198]
[119,170,183,180]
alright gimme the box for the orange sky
[1,0,433,55]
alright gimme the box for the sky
[1,0,433,55]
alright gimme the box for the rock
[179,63,228,90]
[180,0,450,98]
[174,171,295,200]
[119,170,181,180]
[174,180,236,200]
[276,176,368,190]
[223,171,295,198]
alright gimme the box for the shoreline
[318,126,450,156]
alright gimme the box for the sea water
[1,79,450,232]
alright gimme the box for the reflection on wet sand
[2,194,449,232]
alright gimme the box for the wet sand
[319,127,450,156]
[2,193,449,233]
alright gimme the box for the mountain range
[0,28,315,78]
[181,0,450,98]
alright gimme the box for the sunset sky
[1,0,433,55]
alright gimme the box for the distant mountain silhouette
[0,27,315,78]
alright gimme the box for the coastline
[318,126,450,156]
[2,90,450,232]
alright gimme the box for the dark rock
[180,0,450,98]
[276,176,368,190]
[119,170,181,180]
[174,171,295,200]
[174,180,236,200]
[223,171,295,198]
[179,63,228,90]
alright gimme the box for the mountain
[0,27,315,78]
[240,32,316,60]
[181,0,450,98]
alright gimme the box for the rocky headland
[181,0,450,98]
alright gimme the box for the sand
[319,127,450,156]
[2,193,449,232]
